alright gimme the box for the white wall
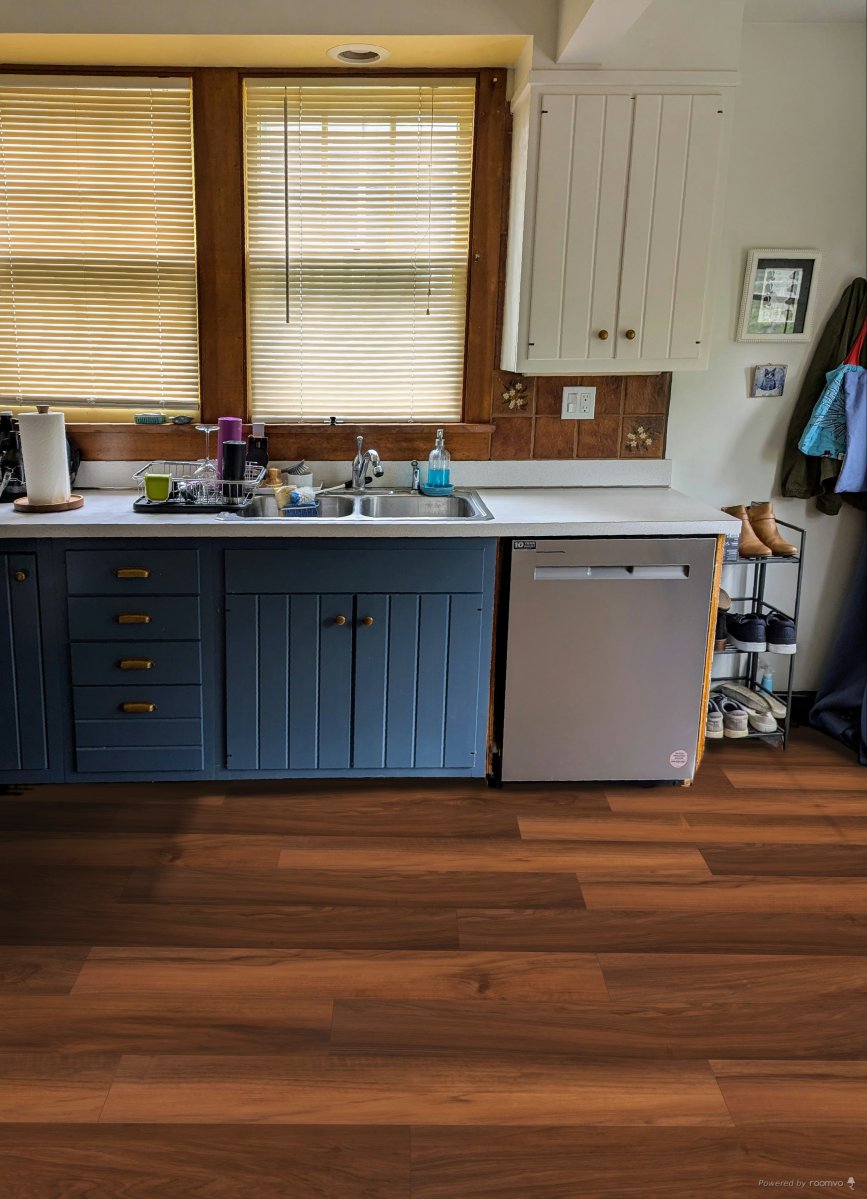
[668,20,867,689]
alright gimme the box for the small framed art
[751,364,787,397]
[736,249,821,342]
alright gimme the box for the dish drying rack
[132,460,266,513]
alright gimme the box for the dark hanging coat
[810,521,867,763]
[781,277,867,515]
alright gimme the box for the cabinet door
[0,553,49,773]
[618,93,723,364]
[353,593,485,771]
[225,592,352,771]
[526,93,632,366]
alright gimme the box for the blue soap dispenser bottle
[427,428,451,489]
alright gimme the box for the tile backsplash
[488,369,671,460]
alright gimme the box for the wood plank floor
[1,728,865,1197]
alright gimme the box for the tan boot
[722,505,771,558]
[748,501,798,557]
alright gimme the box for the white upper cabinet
[502,84,728,374]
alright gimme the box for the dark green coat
[781,276,867,515]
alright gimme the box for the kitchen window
[0,76,199,417]
[243,78,476,424]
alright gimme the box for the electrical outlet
[561,386,596,420]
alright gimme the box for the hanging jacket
[781,277,867,514]
[836,367,867,493]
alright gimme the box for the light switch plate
[561,386,596,420]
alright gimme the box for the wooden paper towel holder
[14,494,84,514]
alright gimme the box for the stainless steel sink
[315,495,356,518]
[357,493,487,519]
[216,488,492,522]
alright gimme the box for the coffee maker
[0,410,81,502]
[0,412,26,503]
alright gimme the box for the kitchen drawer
[74,718,202,749]
[74,746,204,774]
[66,548,199,596]
[67,597,200,641]
[73,685,202,722]
[70,641,202,686]
[225,544,488,596]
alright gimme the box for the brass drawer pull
[334,615,347,626]
[361,615,375,626]
[114,568,151,579]
[118,659,154,671]
[116,614,151,625]
[120,702,157,714]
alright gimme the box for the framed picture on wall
[736,249,822,342]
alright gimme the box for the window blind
[244,79,475,423]
[0,77,199,412]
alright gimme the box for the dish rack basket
[132,460,266,513]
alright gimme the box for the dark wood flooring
[0,729,865,1197]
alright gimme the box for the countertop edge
[0,488,739,539]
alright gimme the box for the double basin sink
[219,488,493,522]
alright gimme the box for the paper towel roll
[18,412,71,506]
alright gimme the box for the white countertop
[0,487,737,538]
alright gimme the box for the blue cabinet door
[354,593,486,771]
[0,553,49,774]
[225,592,353,771]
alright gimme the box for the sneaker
[715,589,732,651]
[717,682,787,720]
[767,612,797,654]
[717,695,750,738]
[746,705,777,734]
[706,695,725,739]
[726,612,767,652]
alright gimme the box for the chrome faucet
[350,435,384,491]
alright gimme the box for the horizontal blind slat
[244,79,474,424]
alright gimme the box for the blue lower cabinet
[224,541,495,777]
[0,552,50,778]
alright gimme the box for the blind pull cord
[283,87,290,325]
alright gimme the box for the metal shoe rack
[712,519,805,748]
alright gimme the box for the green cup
[144,472,172,502]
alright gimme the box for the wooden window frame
[0,63,507,461]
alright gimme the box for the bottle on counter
[427,427,451,489]
[246,421,269,469]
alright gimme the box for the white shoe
[718,696,750,738]
[718,682,786,721]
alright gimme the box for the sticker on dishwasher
[513,540,536,550]
[669,750,689,769]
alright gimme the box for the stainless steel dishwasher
[501,537,716,782]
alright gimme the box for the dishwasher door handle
[533,564,690,581]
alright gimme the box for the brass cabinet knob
[624,329,637,340]
[116,614,152,625]
[597,329,609,341]
[334,615,347,626]
[361,616,375,626]
[114,568,151,579]
[13,570,28,582]
[120,702,157,714]
[119,659,154,671]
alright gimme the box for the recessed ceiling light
[327,44,390,66]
